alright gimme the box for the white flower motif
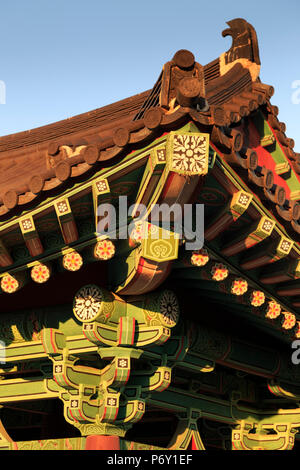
[108,398,117,406]
[262,220,274,232]
[96,181,108,192]
[74,285,103,321]
[157,149,166,161]
[22,219,33,230]
[118,359,128,368]
[159,291,180,326]
[280,240,291,253]
[57,201,69,213]
[238,194,250,206]
[172,134,208,175]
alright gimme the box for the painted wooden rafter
[0,239,13,268]
[204,190,253,241]
[54,198,78,244]
[61,247,83,272]
[19,215,43,257]
[240,235,294,270]
[221,215,275,256]
[131,146,167,219]
[132,126,210,220]
[277,282,300,298]
[92,177,111,235]
[153,130,209,214]
[260,258,300,285]
[268,380,300,402]
[29,261,52,284]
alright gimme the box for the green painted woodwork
[0,377,59,403]
[0,436,86,450]
[252,111,290,175]
[145,409,205,450]
[220,216,276,253]
[131,145,167,220]
[252,111,300,199]
[268,380,300,401]
[141,225,180,263]
[0,121,300,450]
[0,307,82,346]
[148,386,300,429]
[231,421,297,450]
[0,298,300,448]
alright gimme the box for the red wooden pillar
[85,435,120,450]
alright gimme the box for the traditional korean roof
[0,18,298,228]
[0,18,300,346]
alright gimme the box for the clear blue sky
[0,0,299,150]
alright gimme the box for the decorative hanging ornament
[63,251,83,271]
[250,290,265,307]
[191,248,209,267]
[265,301,281,319]
[94,239,115,260]
[282,312,296,330]
[31,263,51,283]
[211,263,229,281]
[1,273,20,293]
[231,278,248,296]
[73,284,103,322]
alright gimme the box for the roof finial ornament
[220,18,261,81]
